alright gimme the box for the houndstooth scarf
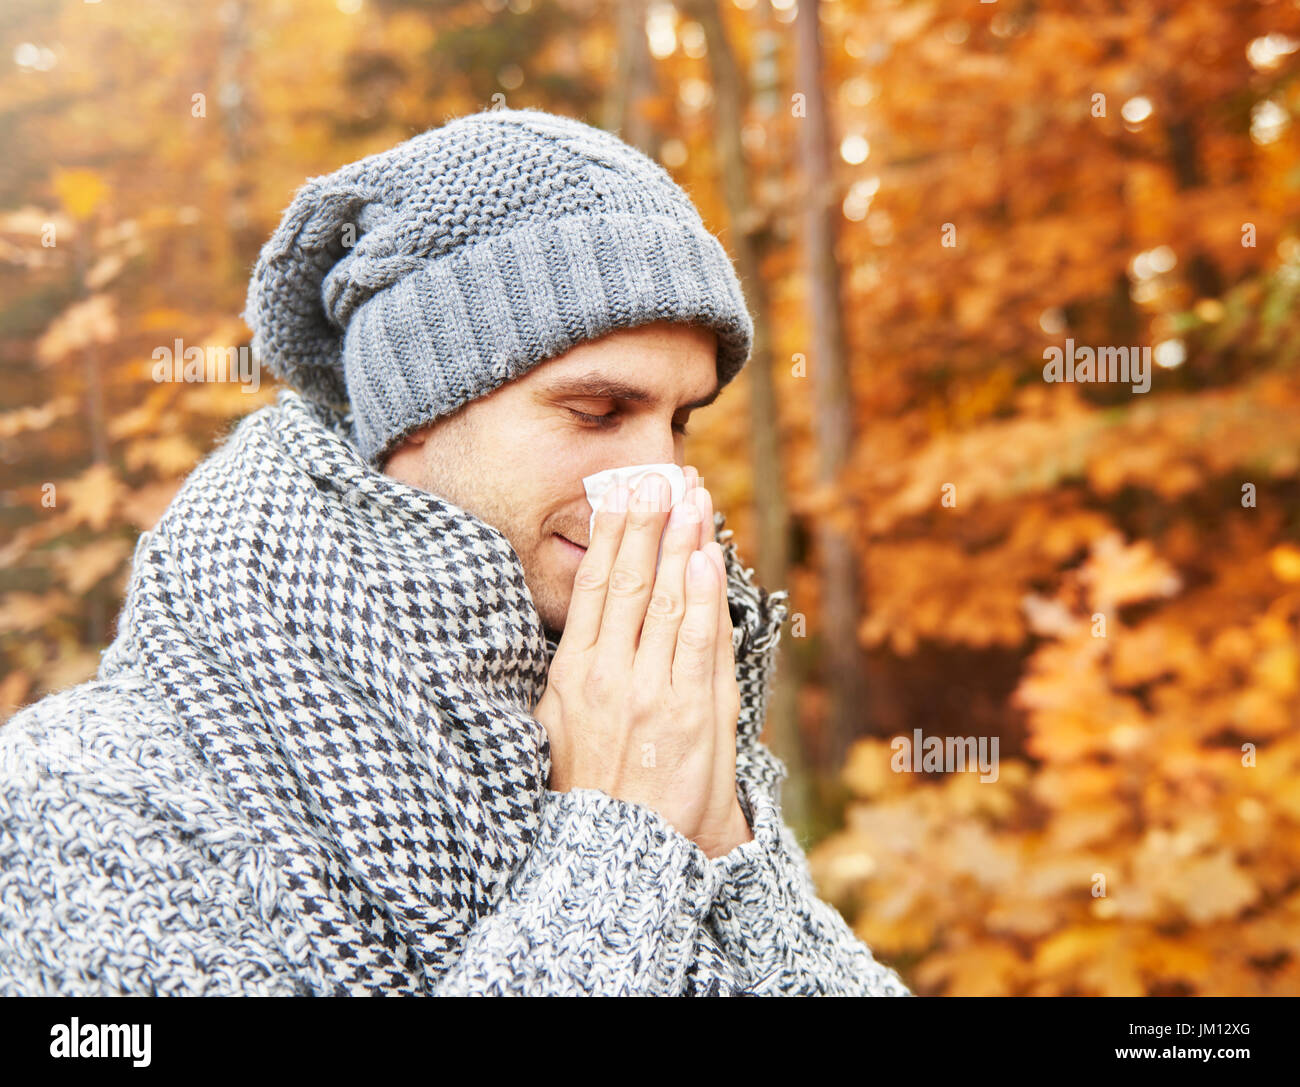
[99,388,787,995]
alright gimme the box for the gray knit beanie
[243,107,754,467]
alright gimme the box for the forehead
[526,323,719,402]
[559,322,715,364]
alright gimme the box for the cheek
[535,431,603,493]
[494,413,607,538]
[495,433,579,535]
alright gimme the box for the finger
[707,538,736,692]
[692,483,714,553]
[673,549,720,691]
[594,472,674,667]
[709,544,742,835]
[687,488,728,633]
[703,537,740,841]
[707,538,733,637]
[696,492,729,594]
[633,491,703,682]
[562,477,631,651]
[683,464,700,494]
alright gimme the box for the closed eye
[567,407,690,436]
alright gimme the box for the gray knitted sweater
[0,390,911,997]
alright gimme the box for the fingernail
[687,550,710,584]
[668,497,701,526]
[708,541,726,578]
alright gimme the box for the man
[0,107,911,996]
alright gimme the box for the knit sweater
[0,390,911,997]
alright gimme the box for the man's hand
[680,466,753,858]
[533,468,752,858]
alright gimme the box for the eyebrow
[540,371,722,412]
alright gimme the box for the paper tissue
[583,463,687,540]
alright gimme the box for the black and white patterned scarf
[100,388,788,995]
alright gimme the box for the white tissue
[583,462,687,539]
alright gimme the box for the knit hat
[243,107,754,467]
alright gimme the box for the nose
[620,416,680,470]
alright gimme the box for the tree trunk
[793,0,871,776]
[604,0,656,156]
[679,0,814,835]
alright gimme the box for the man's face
[381,320,721,639]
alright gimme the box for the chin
[524,536,586,638]
[538,604,568,641]
[521,571,568,639]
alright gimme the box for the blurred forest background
[3,0,1300,996]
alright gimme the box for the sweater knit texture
[0,390,912,997]
[243,107,755,467]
